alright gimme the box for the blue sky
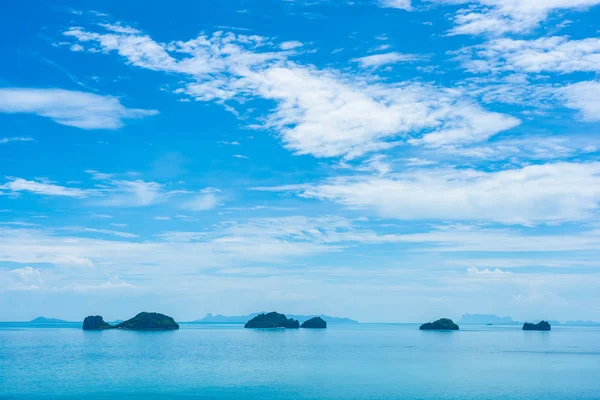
[1,0,600,322]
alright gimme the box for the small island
[83,315,113,330]
[244,312,300,328]
[300,316,327,329]
[82,312,179,331]
[522,321,551,331]
[420,318,459,331]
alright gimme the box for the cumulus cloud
[62,24,518,158]
[9,266,44,290]
[0,88,157,129]
[558,81,600,121]
[256,162,600,225]
[467,266,512,278]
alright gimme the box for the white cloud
[0,218,346,273]
[63,25,518,158]
[257,162,600,225]
[559,81,600,121]
[438,0,600,36]
[432,134,600,162]
[9,266,44,290]
[454,36,600,74]
[409,104,520,147]
[0,137,34,144]
[2,172,225,210]
[98,23,141,35]
[378,0,412,11]
[182,191,219,211]
[63,227,139,238]
[403,157,437,166]
[467,267,512,278]
[61,275,134,292]
[0,178,89,197]
[98,180,167,207]
[351,52,421,68]
[1,175,175,206]
[0,88,157,129]
[280,40,303,50]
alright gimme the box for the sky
[1,0,600,323]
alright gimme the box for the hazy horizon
[5,310,598,325]
[2,0,600,323]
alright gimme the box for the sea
[0,322,599,399]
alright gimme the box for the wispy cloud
[0,88,157,129]
[181,188,221,211]
[437,0,600,36]
[0,137,34,144]
[351,52,422,68]
[62,24,519,158]
[378,0,412,11]
[256,162,600,225]
[0,178,90,197]
[279,40,303,50]
[454,36,600,74]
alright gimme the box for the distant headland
[29,316,69,323]
[459,314,519,325]
[82,312,179,331]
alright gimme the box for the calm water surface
[0,323,599,399]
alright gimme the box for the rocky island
[522,321,551,331]
[244,312,300,328]
[82,315,113,330]
[300,316,327,329]
[82,312,179,331]
[419,318,459,331]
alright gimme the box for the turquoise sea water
[0,323,599,399]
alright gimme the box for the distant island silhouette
[82,312,179,331]
[459,314,519,325]
[458,314,599,326]
[194,312,357,324]
[29,316,69,323]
